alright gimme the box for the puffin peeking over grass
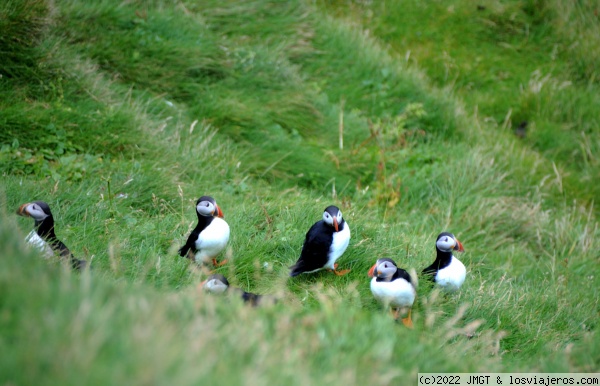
[368,258,416,328]
[179,196,230,267]
[200,274,278,307]
[289,205,351,277]
[422,232,466,292]
[16,201,87,271]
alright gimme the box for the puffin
[422,232,466,292]
[179,196,230,266]
[368,258,416,327]
[16,201,87,270]
[289,205,351,277]
[200,274,277,307]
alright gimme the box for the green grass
[318,0,600,206]
[1,0,599,384]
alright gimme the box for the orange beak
[17,203,31,217]
[333,217,339,232]
[198,280,207,291]
[368,263,377,278]
[454,239,464,252]
[215,204,224,218]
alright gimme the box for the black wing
[394,268,413,285]
[239,290,278,307]
[50,238,87,271]
[71,258,88,271]
[421,261,439,281]
[179,228,201,257]
[289,221,333,277]
[241,291,261,307]
[179,216,214,257]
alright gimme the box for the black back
[240,289,278,307]
[178,210,215,257]
[289,218,344,276]
[375,267,412,284]
[209,274,274,307]
[374,258,412,285]
[208,273,230,287]
[31,201,87,271]
[31,201,55,239]
[422,232,455,280]
[241,291,262,307]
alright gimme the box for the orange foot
[330,263,351,276]
[212,258,228,267]
[400,309,414,329]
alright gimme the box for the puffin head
[323,205,343,232]
[196,196,224,218]
[435,232,464,253]
[17,201,52,222]
[200,274,230,294]
[368,258,398,279]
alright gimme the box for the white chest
[370,277,415,309]
[324,223,350,269]
[25,230,54,259]
[435,256,466,292]
[194,218,230,262]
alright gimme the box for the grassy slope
[0,0,599,384]
[319,0,600,205]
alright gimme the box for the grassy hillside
[319,0,600,205]
[1,0,599,384]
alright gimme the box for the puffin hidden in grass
[368,258,416,327]
[289,205,351,277]
[201,274,278,307]
[422,232,466,292]
[179,196,230,267]
[17,201,87,271]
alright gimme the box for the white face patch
[323,209,343,226]
[377,260,397,278]
[196,200,215,216]
[203,279,228,294]
[436,235,456,252]
[26,203,49,221]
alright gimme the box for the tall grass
[546,0,600,83]
[319,0,600,206]
[1,0,599,383]
[0,0,53,80]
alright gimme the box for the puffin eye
[444,237,448,242]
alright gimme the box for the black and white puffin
[289,205,351,277]
[179,196,230,266]
[368,258,416,327]
[16,201,87,270]
[200,274,277,307]
[422,232,466,292]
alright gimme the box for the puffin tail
[72,258,88,271]
[178,245,189,257]
[289,262,304,277]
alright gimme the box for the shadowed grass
[318,0,600,207]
